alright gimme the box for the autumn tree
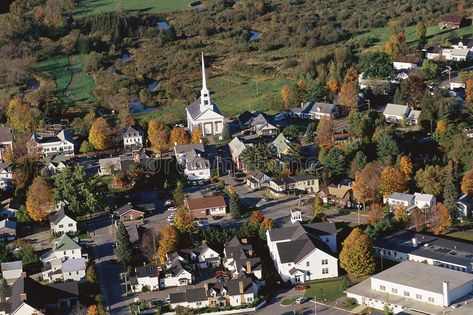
[87,305,99,315]
[316,117,334,149]
[148,119,168,153]
[430,203,452,235]
[340,228,376,277]
[338,82,358,111]
[249,211,264,225]
[26,176,53,222]
[461,169,473,195]
[415,165,446,197]
[313,196,326,222]
[379,166,406,196]
[385,32,407,56]
[158,224,178,265]
[191,126,202,144]
[173,208,195,233]
[343,67,358,84]
[353,162,383,210]
[326,79,340,94]
[12,168,29,190]
[410,207,426,232]
[173,180,185,208]
[169,127,189,146]
[89,117,111,151]
[399,156,413,178]
[280,85,292,107]
[368,204,384,224]
[7,98,38,133]
[394,204,409,223]
[467,80,473,102]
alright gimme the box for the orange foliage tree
[89,117,111,151]
[430,203,452,235]
[399,156,413,178]
[26,176,53,222]
[326,79,340,94]
[379,166,406,197]
[461,169,473,195]
[169,127,189,146]
[191,126,203,144]
[368,204,384,224]
[353,162,383,210]
[148,119,168,153]
[338,82,358,111]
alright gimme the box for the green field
[75,0,193,16]
[35,54,95,106]
[358,23,473,52]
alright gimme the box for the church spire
[200,53,212,111]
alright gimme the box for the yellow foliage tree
[436,120,447,133]
[394,204,409,223]
[430,203,452,235]
[158,224,178,265]
[148,119,168,153]
[461,169,473,195]
[379,166,407,196]
[326,79,340,94]
[7,98,36,133]
[466,79,473,102]
[26,176,53,222]
[173,208,195,233]
[2,146,12,163]
[191,126,203,144]
[344,67,358,84]
[87,305,99,315]
[280,85,292,106]
[399,156,413,178]
[89,117,111,151]
[168,127,189,146]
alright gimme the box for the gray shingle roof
[49,207,75,225]
[383,103,409,117]
[174,143,205,155]
[388,192,414,203]
[185,287,207,302]
[136,264,159,278]
[186,149,210,170]
[0,128,12,143]
[186,97,222,120]
[62,258,86,273]
[169,291,187,303]
[375,230,473,267]
[1,261,22,271]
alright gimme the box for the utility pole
[314,296,317,315]
[216,155,220,178]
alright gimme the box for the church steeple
[200,53,212,112]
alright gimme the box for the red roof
[186,196,226,210]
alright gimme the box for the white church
[186,54,224,137]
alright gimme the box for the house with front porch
[268,175,319,197]
[129,264,160,293]
[185,195,227,219]
[167,244,221,270]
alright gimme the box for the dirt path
[64,55,81,102]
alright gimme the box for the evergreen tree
[350,151,367,178]
[222,121,231,140]
[321,147,346,179]
[16,205,31,224]
[229,192,241,218]
[17,244,38,265]
[377,132,399,165]
[0,277,7,302]
[312,196,326,222]
[115,222,133,267]
[305,122,316,142]
[443,167,459,217]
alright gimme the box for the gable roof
[393,55,421,64]
[116,203,144,216]
[53,234,81,251]
[123,126,142,137]
[186,149,210,170]
[174,143,205,155]
[186,195,226,210]
[228,137,248,158]
[62,258,86,272]
[387,192,414,203]
[440,15,463,24]
[1,261,22,272]
[208,277,253,296]
[186,97,223,120]
[324,184,352,199]
[272,133,291,154]
[0,128,12,143]
[49,207,76,225]
[383,103,410,117]
[224,236,253,260]
[136,264,159,278]
[0,219,16,231]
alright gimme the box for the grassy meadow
[75,0,194,16]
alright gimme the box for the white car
[165,200,173,206]
[295,297,307,304]
[167,207,177,212]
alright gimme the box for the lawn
[447,230,473,242]
[303,277,347,302]
[75,0,194,16]
[281,297,297,305]
[35,54,95,106]
[357,23,473,52]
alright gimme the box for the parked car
[165,199,173,206]
[293,285,309,291]
[167,207,177,212]
[295,297,308,304]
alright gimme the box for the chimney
[21,272,27,278]
[241,238,247,244]
[248,249,253,257]
[412,237,418,248]
[239,280,244,294]
[443,281,450,307]
[174,141,177,146]
[204,283,209,292]
[300,102,304,108]
[199,139,203,143]
[246,260,252,273]
[20,293,27,302]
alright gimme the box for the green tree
[0,277,7,302]
[422,60,440,80]
[305,84,327,101]
[415,165,446,197]
[321,147,346,179]
[305,122,316,142]
[16,205,31,224]
[339,228,376,277]
[283,125,300,139]
[358,52,395,79]
[350,151,367,178]
[241,144,273,173]
[416,21,427,50]
[173,180,185,208]
[53,166,108,216]
[79,140,94,153]
[115,221,133,267]
[312,196,326,222]
[222,121,231,140]
[17,244,38,265]
[377,132,399,165]
[443,167,459,217]
[0,243,10,264]
[229,192,241,219]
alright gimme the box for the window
[247,297,253,302]
[72,250,74,254]
[391,288,398,294]
[428,297,434,303]
[379,285,386,291]
[404,291,410,297]
[416,294,422,300]
[68,223,73,227]
[196,302,202,306]
[59,224,64,228]
[63,251,66,255]
[321,259,328,265]
[322,268,329,274]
